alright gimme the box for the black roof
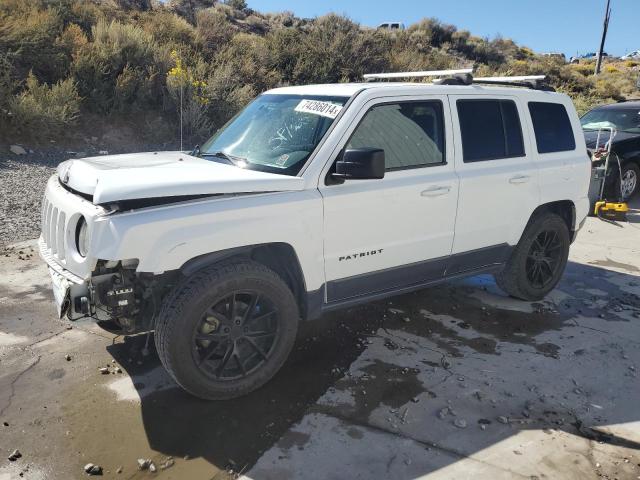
[594,100,640,110]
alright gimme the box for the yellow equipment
[594,201,629,221]
[589,127,629,222]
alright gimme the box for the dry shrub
[215,33,280,90]
[196,7,237,57]
[205,64,256,129]
[0,1,637,144]
[56,23,89,58]
[0,4,67,82]
[165,52,211,141]
[292,14,389,83]
[167,0,216,24]
[571,63,593,76]
[0,53,16,117]
[141,10,195,46]
[226,0,247,11]
[264,11,297,28]
[9,72,80,136]
[245,14,269,34]
[72,19,168,112]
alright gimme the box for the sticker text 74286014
[294,99,343,119]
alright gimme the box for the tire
[617,163,639,200]
[494,213,570,301]
[155,259,299,400]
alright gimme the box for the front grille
[39,175,102,282]
[41,195,67,262]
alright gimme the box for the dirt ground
[1,202,640,480]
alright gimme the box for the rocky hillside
[0,0,638,149]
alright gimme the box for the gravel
[0,157,56,247]
[0,141,167,248]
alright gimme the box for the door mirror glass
[333,148,385,180]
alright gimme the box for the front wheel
[494,213,570,301]
[155,260,299,400]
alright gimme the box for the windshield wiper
[200,151,247,167]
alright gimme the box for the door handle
[509,175,530,184]
[421,186,451,197]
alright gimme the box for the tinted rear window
[457,99,525,162]
[528,102,576,153]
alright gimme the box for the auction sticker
[295,99,343,119]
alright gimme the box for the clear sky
[247,0,638,57]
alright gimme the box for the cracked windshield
[200,94,349,175]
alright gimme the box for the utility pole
[595,0,611,75]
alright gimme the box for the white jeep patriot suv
[39,72,590,399]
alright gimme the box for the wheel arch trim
[179,242,311,319]
[524,199,576,242]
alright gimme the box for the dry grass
[1,0,638,143]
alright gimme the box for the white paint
[320,93,459,288]
[56,152,305,203]
[38,82,590,314]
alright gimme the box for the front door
[319,96,459,303]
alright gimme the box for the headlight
[75,216,89,257]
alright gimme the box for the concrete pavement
[1,203,639,479]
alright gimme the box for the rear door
[319,95,459,302]
[448,95,539,273]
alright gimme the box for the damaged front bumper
[39,237,90,318]
[39,237,151,330]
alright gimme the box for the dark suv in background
[581,101,640,199]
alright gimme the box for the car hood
[583,129,639,149]
[57,151,305,204]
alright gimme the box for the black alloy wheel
[154,260,299,400]
[525,230,564,289]
[494,213,570,301]
[193,291,279,380]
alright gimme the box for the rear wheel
[155,260,299,400]
[495,213,570,301]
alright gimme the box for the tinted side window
[528,102,576,153]
[457,99,525,162]
[346,101,445,170]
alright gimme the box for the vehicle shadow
[105,307,381,474]
[107,260,640,477]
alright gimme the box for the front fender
[90,191,325,291]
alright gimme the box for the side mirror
[333,148,385,180]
